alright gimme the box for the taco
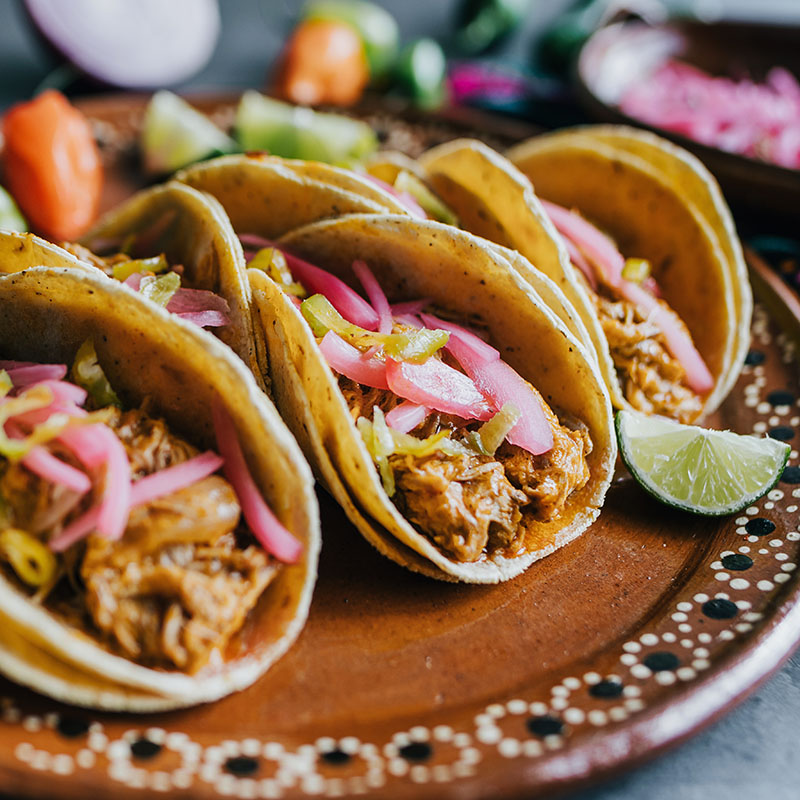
[54,181,265,388]
[0,257,320,711]
[357,136,742,423]
[247,213,615,583]
[503,131,743,421]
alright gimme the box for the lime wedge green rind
[616,409,790,516]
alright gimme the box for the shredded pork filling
[339,377,592,563]
[589,283,703,423]
[0,408,276,673]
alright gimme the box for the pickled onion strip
[128,451,224,506]
[50,451,225,552]
[620,281,714,393]
[174,310,229,327]
[58,424,131,540]
[7,364,67,386]
[0,360,37,370]
[212,401,302,564]
[385,401,428,433]
[49,506,100,552]
[22,447,91,494]
[352,260,392,334]
[391,299,431,316]
[445,335,553,455]
[5,420,91,494]
[12,404,87,427]
[319,332,389,389]
[239,234,379,330]
[420,313,500,364]
[562,236,598,290]
[394,313,422,329]
[24,380,87,407]
[385,358,493,421]
[166,287,230,315]
[541,200,625,286]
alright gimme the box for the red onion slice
[319,332,389,389]
[352,260,392,334]
[445,335,553,455]
[385,358,493,421]
[385,401,429,433]
[212,401,302,564]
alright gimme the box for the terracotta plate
[1,95,799,800]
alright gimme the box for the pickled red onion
[562,237,598,290]
[385,401,428,433]
[7,364,67,386]
[541,200,625,286]
[166,287,230,315]
[173,310,229,328]
[22,447,91,494]
[59,424,131,541]
[25,379,87,407]
[319,332,389,389]
[385,358,492,421]
[128,451,224,506]
[239,234,379,330]
[352,260,392,334]
[5,420,91,494]
[445,336,553,455]
[212,401,302,564]
[50,451,224,552]
[391,299,431,316]
[420,313,500,364]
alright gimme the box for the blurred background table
[1,1,799,798]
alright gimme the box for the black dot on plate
[56,716,90,738]
[589,680,624,699]
[722,553,754,571]
[321,749,351,766]
[702,598,739,620]
[643,651,679,672]
[526,716,564,737]
[744,350,765,366]
[130,739,162,760]
[745,517,776,536]
[225,756,260,776]
[769,426,795,441]
[781,466,800,484]
[398,742,432,762]
[767,389,794,406]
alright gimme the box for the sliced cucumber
[235,91,377,165]
[141,90,236,175]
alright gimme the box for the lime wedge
[141,90,236,175]
[0,186,27,232]
[235,92,377,165]
[616,409,790,516]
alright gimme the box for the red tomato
[275,19,369,107]
[2,90,103,241]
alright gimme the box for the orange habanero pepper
[2,90,102,241]
[275,19,369,107]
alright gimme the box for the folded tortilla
[249,213,616,583]
[0,253,320,710]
